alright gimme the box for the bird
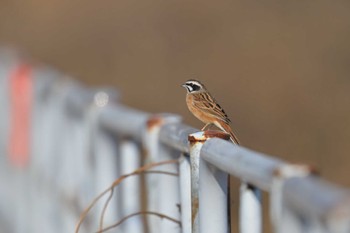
[182,79,240,144]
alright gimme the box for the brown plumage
[182,79,240,144]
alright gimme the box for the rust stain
[188,130,230,145]
[203,130,230,140]
[305,164,319,176]
[188,135,204,144]
[191,196,199,226]
[146,116,163,131]
[272,168,281,177]
[141,146,150,162]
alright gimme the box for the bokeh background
[1,0,350,231]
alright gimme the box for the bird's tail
[216,122,240,145]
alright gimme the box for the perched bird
[182,79,240,144]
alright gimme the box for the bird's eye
[191,84,200,91]
[186,85,193,92]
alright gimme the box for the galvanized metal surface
[270,164,316,233]
[1,49,350,233]
[119,140,143,233]
[143,114,182,233]
[159,122,198,153]
[199,138,350,233]
[282,176,350,233]
[199,155,229,233]
[156,145,182,233]
[188,134,202,233]
[99,104,150,142]
[179,154,192,233]
[188,131,230,233]
[200,138,284,191]
[240,183,262,233]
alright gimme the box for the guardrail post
[179,154,191,233]
[119,139,143,233]
[143,114,182,233]
[270,164,316,233]
[240,183,262,233]
[188,131,230,233]
[86,89,120,231]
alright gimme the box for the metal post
[239,183,262,233]
[188,130,230,233]
[143,114,182,233]
[159,123,197,233]
[179,154,191,233]
[119,140,143,233]
[158,143,182,233]
[199,151,229,233]
[188,133,201,233]
[270,164,317,233]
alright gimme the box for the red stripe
[8,64,33,168]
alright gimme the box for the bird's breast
[186,94,212,124]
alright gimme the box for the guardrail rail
[0,48,349,233]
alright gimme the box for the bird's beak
[181,84,186,88]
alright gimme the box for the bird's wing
[192,92,231,124]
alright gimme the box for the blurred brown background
[1,0,350,228]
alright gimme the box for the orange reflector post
[8,64,33,168]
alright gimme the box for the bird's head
[181,79,206,94]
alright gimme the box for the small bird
[182,79,240,144]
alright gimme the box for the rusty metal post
[188,130,230,233]
[143,114,182,233]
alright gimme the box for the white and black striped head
[182,79,207,94]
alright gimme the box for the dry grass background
[1,0,350,232]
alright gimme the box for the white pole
[199,154,229,233]
[239,183,262,233]
[179,154,191,233]
[143,114,181,233]
[119,140,143,233]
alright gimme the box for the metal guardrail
[0,49,350,233]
